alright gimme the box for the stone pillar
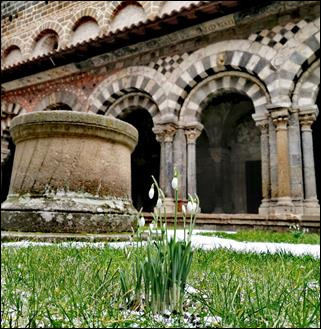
[288,108,304,213]
[185,124,203,197]
[271,108,294,212]
[153,123,176,211]
[173,127,187,200]
[299,110,320,215]
[255,118,271,214]
[268,117,278,203]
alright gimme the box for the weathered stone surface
[1,111,138,233]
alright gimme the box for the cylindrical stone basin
[1,111,138,233]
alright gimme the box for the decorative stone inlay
[1,111,138,233]
[248,19,307,49]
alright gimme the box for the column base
[271,197,294,215]
[258,199,270,215]
[303,199,320,216]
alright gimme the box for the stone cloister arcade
[1,3,320,220]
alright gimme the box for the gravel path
[1,229,319,258]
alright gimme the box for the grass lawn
[1,243,320,328]
[197,229,320,245]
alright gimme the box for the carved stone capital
[153,123,177,143]
[255,119,269,134]
[299,113,316,131]
[184,126,202,144]
[270,108,290,131]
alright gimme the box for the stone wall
[1,1,202,66]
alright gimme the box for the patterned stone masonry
[248,19,308,49]
[149,52,191,78]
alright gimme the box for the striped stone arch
[272,18,320,105]
[25,21,65,57]
[168,40,276,116]
[65,7,104,42]
[180,71,270,123]
[33,89,86,112]
[87,66,174,122]
[1,101,27,165]
[107,92,161,124]
[292,59,320,107]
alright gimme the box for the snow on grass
[1,229,319,258]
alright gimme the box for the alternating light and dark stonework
[1,1,320,231]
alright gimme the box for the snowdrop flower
[171,176,178,190]
[138,216,145,227]
[149,223,156,230]
[156,198,163,208]
[148,184,155,199]
[182,204,186,215]
[187,200,194,213]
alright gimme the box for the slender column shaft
[185,127,202,196]
[288,109,304,200]
[300,114,318,201]
[273,116,291,199]
[256,120,270,202]
[173,128,187,199]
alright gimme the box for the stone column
[271,108,294,212]
[299,110,320,215]
[255,118,271,214]
[288,108,304,213]
[153,123,177,211]
[173,127,187,200]
[185,125,203,197]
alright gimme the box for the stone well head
[1,111,139,233]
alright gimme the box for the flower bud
[138,216,145,227]
[171,177,178,190]
[156,198,163,208]
[187,201,194,213]
[182,204,186,215]
[148,185,155,199]
[149,223,155,230]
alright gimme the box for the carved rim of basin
[10,110,138,150]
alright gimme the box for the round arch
[180,71,270,124]
[107,92,161,124]
[26,21,65,57]
[87,66,174,122]
[33,89,86,112]
[65,8,103,44]
[168,40,276,116]
[292,59,320,107]
[1,37,26,65]
[104,92,161,212]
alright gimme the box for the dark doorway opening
[196,92,262,213]
[245,160,262,213]
[121,108,160,212]
[1,136,15,203]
